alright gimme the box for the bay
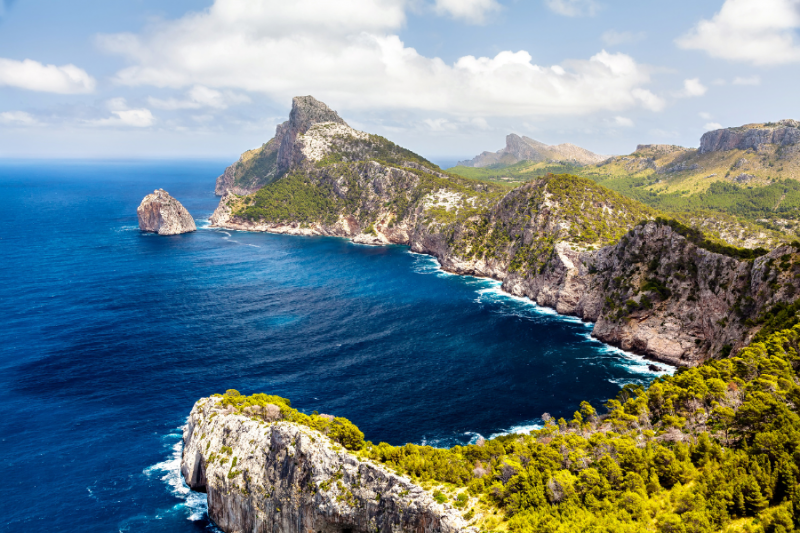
[0,160,668,532]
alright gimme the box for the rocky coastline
[207,97,800,367]
[210,193,800,368]
[181,396,473,533]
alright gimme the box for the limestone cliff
[137,189,196,235]
[215,96,347,196]
[502,222,800,366]
[209,98,800,366]
[181,396,472,533]
[457,134,606,168]
[700,120,800,154]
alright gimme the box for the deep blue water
[0,160,670,533]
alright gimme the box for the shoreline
[205,218,678,374]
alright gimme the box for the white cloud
[0,111,37,125]
[434,0,500,23]
[705,122,723,130]
[733,75,761,85]
[677,0,800,65]
[699,111,713,119]
[631,88,666,112]
[601,30,645,46]
[681,78,707,97]
[613,116,634,127]
[545,0,600,17]
[423,116,493,132]
[98,0,663,119]
[0,58,95,94]
[424,118,456,131]
[148,85,251,110]
[90,98,155,127]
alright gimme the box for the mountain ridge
[209,96,800,367]
[457,133,607,168]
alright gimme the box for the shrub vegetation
[223,323,800,532]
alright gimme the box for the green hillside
[220,320,800,533]
[448,140,800,247]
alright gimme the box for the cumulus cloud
[90,98,155,127]
[148,85,251,110]
[601,30,645,46]
[681,78,707,97]
[0,58,95,93]
[434,0,500,23]
[705,122,724,130]
[733,75,761,85]
[677,0,800,65]
[613,116,634,127]
[544,0,600,17]
[0,111,37,125]
[97,0,662,118]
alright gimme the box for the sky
[0,0,798,164]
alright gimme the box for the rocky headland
[137,189,196,235]
[181,396,472,533]
[207,98,800,366]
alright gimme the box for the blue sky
[0,0,797,164]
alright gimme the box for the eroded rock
[181,397,473,533]
[137,189,196,235]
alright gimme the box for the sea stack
[137,189,196,235]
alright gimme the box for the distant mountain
[457,133,607,168]
[573,119,800,240]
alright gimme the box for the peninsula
[210,96,800,366]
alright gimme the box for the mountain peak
[458,134,606,168]
[288,96,347,135]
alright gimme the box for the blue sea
[0,160,671,532]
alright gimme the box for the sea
[0,160,672,532]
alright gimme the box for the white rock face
[181,397,473,533]
[137,189,196,235]
[300,122,370,162]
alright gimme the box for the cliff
[699,120,800,154]
[215,96,346,196]
[137,189,196,235]
[581,119,800,232]
[209,98,800,366]
[181,396,472,533]
[457,134,606,168]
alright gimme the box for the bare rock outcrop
[699,120,800,154]
[181,397,472,533]
[215,96,346,196]
[503,222,800,366]
[137,189,196,235]
[457,134,606,168]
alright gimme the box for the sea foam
[144,428,219,528]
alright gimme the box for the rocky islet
[137,188,196,235]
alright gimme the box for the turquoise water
[0,160,670,532]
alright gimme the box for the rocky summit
[215,96,347,196]
[457,134,607,168]
[137,189,196,235]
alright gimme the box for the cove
[0,160,670,533]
